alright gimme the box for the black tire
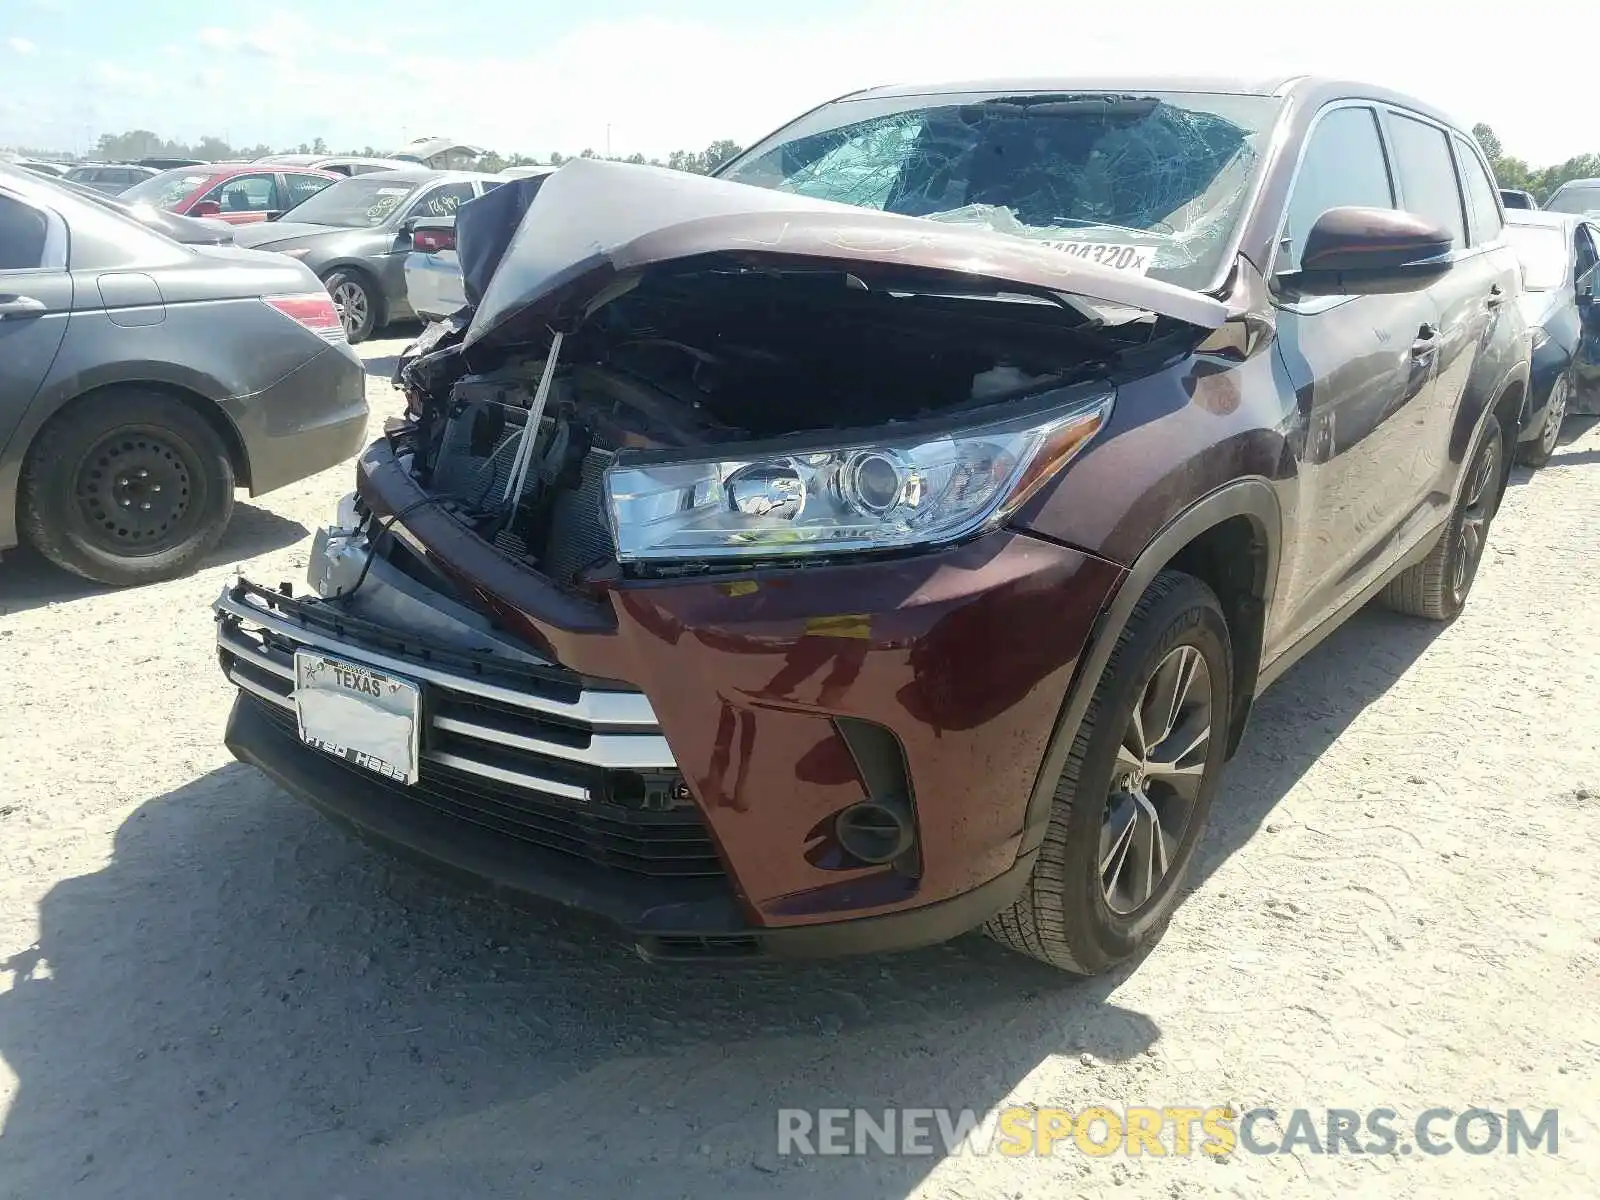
[985,571,1233,974]
[1380,414,1504,621]
[19,388,236,587]
[1516,374,1570,469]
[324,269,380,343]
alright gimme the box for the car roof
[325,166,496,184]
[1549,178,1600,192]
[1506,210,1579,230]
[840,75,1463,128]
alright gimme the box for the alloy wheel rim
[1540,377,1569,455]
[1099,644,1214,915]
[1452,435,1500,602]
[332,281,368,337]
[73,431,195,552]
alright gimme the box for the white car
[402,165,557,322]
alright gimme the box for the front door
[1267,103,1444,655]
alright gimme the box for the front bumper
[214,439,1124,957]
[219,343,369,496]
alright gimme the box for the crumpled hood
[462,158,1228,354]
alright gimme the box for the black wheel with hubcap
[986,571,1232,974]
[1517,373,1570,468]
[1380,414,1504,621]
[324,270,379,343]
[20,389,235,586]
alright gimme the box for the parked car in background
[63,162,160,194]
[215,77,1528,975]
[0,164,368,585]
[403,167,556,321]
[232,168,502,341]
[1545,178,1600,217]
[1500,188,1537,211]
[12,159,69,178]
[1504,211,1600,454]
[42,174,237,244]
[134,157,208,170]
[253,153,409,177]
[120,163,338,225]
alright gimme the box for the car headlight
[603,390,1114,563]
[1529,326,1551,352]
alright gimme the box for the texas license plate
[293,651,421,784]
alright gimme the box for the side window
[1576,225,1599,293]
[207,173,280,213]
[411,182,476,218]
[1386,113,1467,250]
[1454,136,1504,246]
[284,173,331,207]
[1279,106,1394,273]
[0,194,49,270]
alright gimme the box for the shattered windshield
[718,90,1280,290]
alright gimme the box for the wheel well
[1491,378,1523,505]
[30,382,251,490]
[1164,515,1269,758]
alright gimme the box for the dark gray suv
[0,165,369,586]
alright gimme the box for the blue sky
[2,0,1593,165]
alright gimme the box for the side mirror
[190,199,222,219]
[1281,206,1454,297]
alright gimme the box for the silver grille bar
[215,587,659,729]
[225,665,594,802]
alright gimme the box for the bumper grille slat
[218,588,721,880]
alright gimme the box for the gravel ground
[2,334,1598,1198]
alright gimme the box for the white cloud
[6,36,38,55]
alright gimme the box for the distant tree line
[71,130,745,175]
[1473,124,1599,202]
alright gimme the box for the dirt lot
[2,333,1597,1198]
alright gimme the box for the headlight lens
[280,247,313,259]
[1529,326,1551,352]
[604,390,1113,563]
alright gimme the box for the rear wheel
[1381,414,1504,621]
[325,269,379,343]
[1517,374,1569,468]
[985,571,1232,974]
[20,389,235,586]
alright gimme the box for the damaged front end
[376,159,1224,594]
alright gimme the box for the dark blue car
[1504,210,1600,465]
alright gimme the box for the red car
[119,162,338,225]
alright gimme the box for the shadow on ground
[0,605,1445,1199]
[0,503,308,618]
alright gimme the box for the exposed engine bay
[390,264,1179,589]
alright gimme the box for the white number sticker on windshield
[1040,241,1156,275]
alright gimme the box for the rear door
[1268,103,1442,653]
[0,187,73,469]
[202,172,282,224]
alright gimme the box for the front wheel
[985,571,1233,974]
[20,388,236,586]
[324,270,379,343]
[1517,374,1570,468]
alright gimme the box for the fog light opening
[834,797,915,866]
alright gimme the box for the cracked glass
[720,89,1281,291]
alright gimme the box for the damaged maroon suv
[215,76,1528,972]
